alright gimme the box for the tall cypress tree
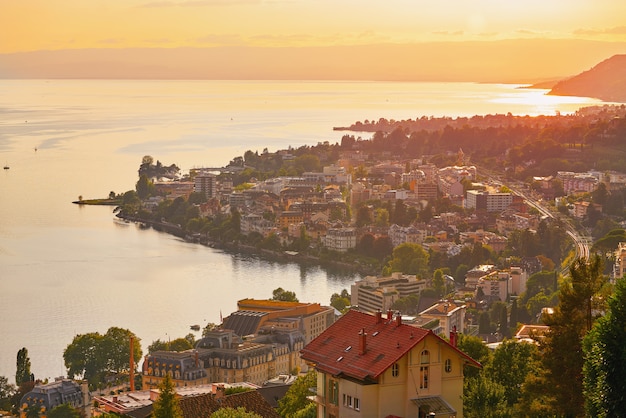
[16,347,32,385]
[541,255,606,417]
[152,373,183,418]
[583,277,626,416]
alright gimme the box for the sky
[1,0,626,80]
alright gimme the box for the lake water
[0,79,601,381]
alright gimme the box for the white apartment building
[323,228,357,252]
[351,272,427,313]
[466,190,513,212]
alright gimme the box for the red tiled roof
[301,310,480,382]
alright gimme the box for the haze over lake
[0,79,601,380]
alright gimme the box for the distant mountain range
[548,54,626,102]
[1,39,625,84]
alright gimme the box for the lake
[0,79,601,380]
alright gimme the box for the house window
[445,358,452,373]
[391,363,399,377]
[421,350,430,364]
[347,395,353,408]
[420,366,429,389]
[354,397,360,411]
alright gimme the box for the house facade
[19,379,91,418]
[301,310,480,418]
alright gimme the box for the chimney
[396,312,402,327]
[375,310,382,324]
[450,325,457,347]
[387,309,393,322]
[214,384,225,400]
[129,336,135,392]
[358,328,367,355]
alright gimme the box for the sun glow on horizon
[2,0,626,54]
[492,87,603,116]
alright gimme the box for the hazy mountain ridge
[1,39,625,83]
[548,54,626,102]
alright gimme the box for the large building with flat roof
[351,272,427,313]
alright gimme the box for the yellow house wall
[315,335,469,418]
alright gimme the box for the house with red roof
[300,309,481,418]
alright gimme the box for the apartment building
[351,273,427,313]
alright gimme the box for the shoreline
[117,213,376,277]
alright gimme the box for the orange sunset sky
[1,0,626,81]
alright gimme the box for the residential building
[464,265,497,289]
[476,271,510,302]
[413,299,467,335]
[323,228,357,252]
[144,330,305,389]
[557,171,599,195]
[19,379,91,418]
[508,266,528,296]
[231,299,336,345]
[278,210,304,229]
[466,190,513,212]
[194,172,217,199]
[141,350,209,390]
[351,273,427,313]
[93,383,279,418]
[300,309,481,418]
[414,181,439,201]
[194,329,305,386]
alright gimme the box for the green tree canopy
[0,375,16,411]
[152,373,183,418]
[63,327,141,389]
[16,347,32,385]
[383,243,429,278]
[583,277,626,417]
[277,370,316,417]
[148,338,193,353]
[540,255,606,417]
[271,288,299,302]
[462,374,511,418]
[47,403,81,418]
[210,407,262,418]
[485,339,541,407]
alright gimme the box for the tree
[25,402,42,418]
[540,255,606,417]
[47,403,81,418]
[210,407,262,418]
[152,373,183,418]
[583,277,626,417]
[64,327,141,389]
[485,339,540,407]
[148,338,192,353]
[16,347,32,385]
[330,289,350,312]
[432,269,445,297]
[135,174,153,199]
[383,243,429,277]
[0,375,16,411]
[462,374,511,418]
[277,369,316,417]
[271,287,298,302]
[456,334,491,379]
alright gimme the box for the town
[6,104,626,417]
